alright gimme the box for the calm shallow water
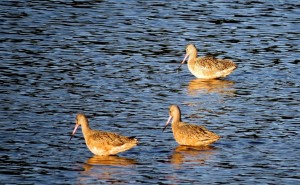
[1,0,299,184]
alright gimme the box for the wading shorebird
[180,44,237,79]
[163,105,220,146]
[69,113,138,156]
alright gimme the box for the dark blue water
[1,0,299,184]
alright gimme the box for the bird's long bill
[181,54,189,64]
[68,124,80,143]
[162,115,173,132]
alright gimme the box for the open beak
[162,115,173,132]
[68,124,80,143]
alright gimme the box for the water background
[1,0,299,184]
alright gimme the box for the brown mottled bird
[163,105,220,146]
[181,44,237,79]
[69,113,138,156]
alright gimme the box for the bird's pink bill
[162,116,172,132]
[68,124,80,143]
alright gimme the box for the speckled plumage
[182,44,237,79]
[69,113,138,156]
[164,105,220,146]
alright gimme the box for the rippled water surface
[1,0,299,184]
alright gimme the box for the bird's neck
[172,112,182,124]
[188,50,198,64]
[81,122,92,137]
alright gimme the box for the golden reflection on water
[187,78,235,96]
[78,155,137,184]
[171,145,218,167]
[84,155,137,168]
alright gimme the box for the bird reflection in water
[187,78,235,96]
[83,155,137,170]
[171,145,218,167]
[78,155,137,184]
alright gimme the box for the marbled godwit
[181,44,237,79]
[69,113,138,156]
[163,105,220,146]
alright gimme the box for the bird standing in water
[163,105,220,146]
[69,113,138,156]
[180,44,237,79]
